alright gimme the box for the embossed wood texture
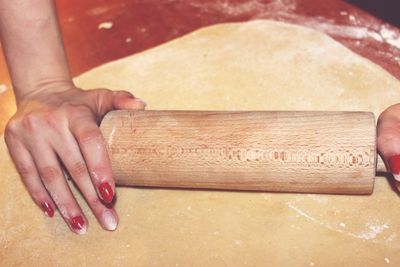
[100,110,377,194]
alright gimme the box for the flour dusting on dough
[107,127,116,146]
[357,222,389,240]
[286,200,396,247]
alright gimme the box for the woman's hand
[377,104,400,184]
[4,84,145,234]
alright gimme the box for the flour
[380,25,400,49]
[107,127,116,146]
[357,222,389,240]
[300,20,384,42]
[87,3,127,16]
[286,200,396,247]
[189,0,295,17]
[0,84,6,94]
[98,21,113,30]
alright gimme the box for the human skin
[0,0,145,234]
[0,0,399,235]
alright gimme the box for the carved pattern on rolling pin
[110,145,375,169]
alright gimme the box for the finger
[70,116,115,204]
[52,132,118,231]
[29,140,87,234]
[82,89,145,123]
[377,107,400,182]
[112,90,146,110]
[5,136,55,217]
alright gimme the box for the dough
[1,20,400,266]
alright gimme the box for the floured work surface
[1,20,400,266]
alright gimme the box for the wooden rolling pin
[100,110,387,195]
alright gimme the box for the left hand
[5,85,145,234]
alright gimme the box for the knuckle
[96,88,113,97]
[21,110,62,133]
[54,200,81,220]
[56,203,70,219]
[4,130,14,145]
[77,129,102,145]
[43,112,61,131]
[68,105,93,120]
[30,190,46,203]
[95,89,114,111]
[22,113,41,132]
[18,164,36,178]
[5,119,19,137]
[69,161,88,179]
[30,190,41,201]
[71,105,91,114]
[88,197,103,209]
[89,169,109,183]
[40,166,61,184]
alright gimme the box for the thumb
[377,104,400,182]
[112,91,146,110]
[85,89,146,122]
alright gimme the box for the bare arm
[0,0,72,100]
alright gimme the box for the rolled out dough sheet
[1,20,400,266]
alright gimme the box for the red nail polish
[70,216,85,230]
[99,182,114,203]
[41,202,54,218]
[389,155,400,175]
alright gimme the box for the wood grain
[100,110,377,194]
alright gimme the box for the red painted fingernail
[41,202,54,218]
[99,182,114,203]
[389,155,400,181]
[70,216,85,230]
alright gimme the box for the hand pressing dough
[1,20,400,266]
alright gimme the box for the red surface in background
[55,0,400,79]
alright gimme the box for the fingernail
[70,216,86,234]
[41,202,54,218]
[389,155,400,181]
[102,210,118,231]
[135,98,146,106]
[99,182,114,203]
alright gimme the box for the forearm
[0,0,73,101]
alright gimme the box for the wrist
[14,78,77,104]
